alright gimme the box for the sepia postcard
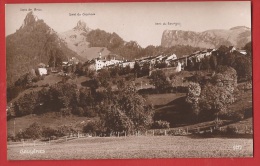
[5,2,253,160]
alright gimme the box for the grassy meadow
[8,136,253,160]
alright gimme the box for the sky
[5,2,251,47]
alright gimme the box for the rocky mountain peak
[74,20,90,32]
[21,11,39,28]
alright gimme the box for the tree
[110,65,120,77]
[201,56,211,71]
[83,120,105,136]
[14,92,38,116]
[209,55,217,70]
[118,84,154,131]
[78,88,93,108]
[186,82,201,118]
[140,62,150,76]
[155,61,167,69]
[97,69,111,88]
[101,84,154,133]
[243,41,252,58]
[214,66,237,93]
[199,83,235,121]
[186,59,195,71]
[134,62,141,77]
[233,56,252,81]
[117,78,125,90]
[75,62,84,75]
[123,65,131,75]
[212,45,233,67]
[48,83,78,113]
[103,105,135,133]
[149,70,171,92]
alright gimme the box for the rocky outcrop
[161,26,251,49]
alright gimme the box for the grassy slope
[8,74,63,105]
[146,86,252,128]
[230,89,252,114]
[7,112,95,135]
[146,93,192,126]
[146,93,185,106]
[8,74,90,105]
[7,136,253,159]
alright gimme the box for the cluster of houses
[86,49,213,72]
[85,52,180,72]
[62,57,80,67]
[35,57,80,76]
[35,46,247,76]
[86,46,247,73]
[86,54,124,71]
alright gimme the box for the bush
[7,133,15,142]
[42,127,61,138]
[41,83,49,87]
[152,120,170,129]
[85,108,97,117]
[57,125,76,136]
[226,126,238,135]
[60,108,72,116]
[72,107,84,116]
[83,120,104,135]
[125,73,135,81]
[18,122,42,140]
[220,111,244,121]
[31,83,38,88]
[32,76,40,83]
[244,108,252,119]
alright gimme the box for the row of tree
[186,43,252,82]
[10,81,155,133]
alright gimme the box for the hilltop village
[44,46,246,76]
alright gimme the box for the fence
[8,140,48,147]
[7,124,253,147]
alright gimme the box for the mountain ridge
[161,26,251,49]
[59,20,111,61]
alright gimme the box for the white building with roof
[95,57,123,71]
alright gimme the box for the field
[146,93,185,106]
[7,112,95,135]
[7,136,253,160]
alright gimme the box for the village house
[120,61,135,69]
[170,56,188,70]
[95,57,122,71]
[62,57,80,67]
[86,53,123,71]
[237,50,247,55]
[162,54,177,66]
[37,63,48,76]
[229,46,236,53]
